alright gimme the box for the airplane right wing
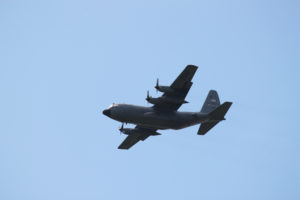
[118,126,160,150]
[118,132,148,149]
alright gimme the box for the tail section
[198,102,232,135]
[209,102,232,121]
[201,90,220,113]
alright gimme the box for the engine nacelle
[155,85,174,93]
[155,78,174,94]
[146,97,162,104]
[119,124,161,136]
[120,128,135,135]
[146,91,188,105]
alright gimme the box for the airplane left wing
[153,65,198,112]
[118,126,159,150]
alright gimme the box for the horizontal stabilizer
[197,121,219,135]
[209,102,232,120]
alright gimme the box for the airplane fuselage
[103,104,209,130]
[102,65,232,149]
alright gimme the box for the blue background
[1,0,299,199]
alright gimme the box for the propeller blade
[146,91,151,105]
[155,78,159,93]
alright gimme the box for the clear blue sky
[0,0,299,199]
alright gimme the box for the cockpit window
[109,103,117,108]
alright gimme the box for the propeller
[146,90,151,102]
[146,90,151,104]
[155,78,159,93]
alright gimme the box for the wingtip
[209,89,218,94]
[118,146,129,150]
[186,64,198,69]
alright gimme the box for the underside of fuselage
[104,104,208,130]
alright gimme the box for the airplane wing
[153,65,198,112]
[118,126,159,150]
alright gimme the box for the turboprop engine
[119,124,138,135]
[154,78,174,93]
[119,124,161,136]
[145,91,188,105]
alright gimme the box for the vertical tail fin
[201,90,220,113]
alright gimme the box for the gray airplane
[103,65,232,149]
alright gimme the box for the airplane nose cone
[102,109,111,116]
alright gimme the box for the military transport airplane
[103,65,232,149]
